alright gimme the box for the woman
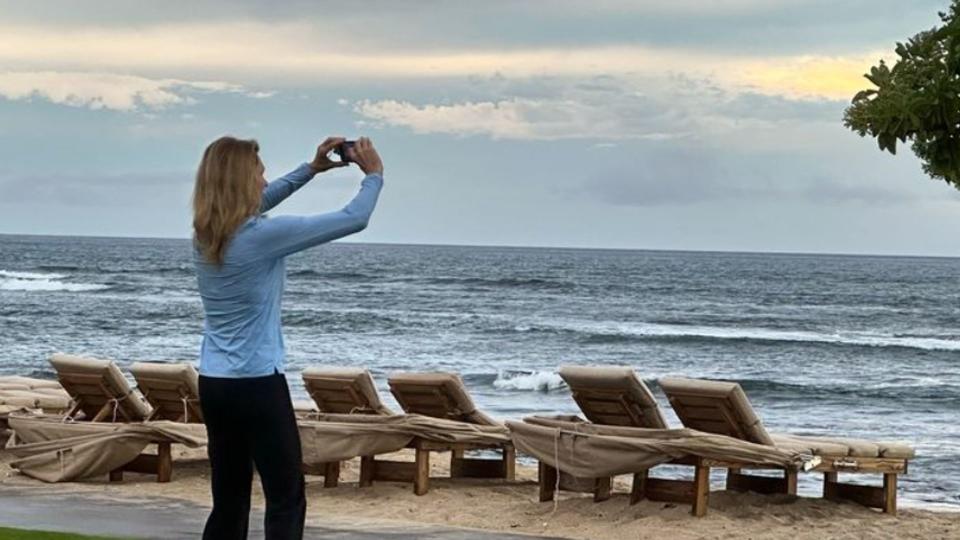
[192,135,383,539]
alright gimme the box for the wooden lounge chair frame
[660,377,909,515]
[50,354,173,484]
[59,371,144,423]
[355,374,515,495]
[543,367,701,509]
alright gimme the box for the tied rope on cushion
[107,387,137,423]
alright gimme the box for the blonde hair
[192,136,262,265]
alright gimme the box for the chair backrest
[388,372,498,426]
[130,361,203,423]
[49,353,152,422]
[558,366,668,428]
[302,367,393,415]
[658,377,774,446]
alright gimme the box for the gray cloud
[0,1,944,56]
[354,74,846,141]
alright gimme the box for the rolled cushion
[773,434,915,459]
[0,376,64,390]
[559,365,668,428]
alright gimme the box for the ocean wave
[0,269,108,292]
[390,275,576,292]
[527,319,960,352]
[492,370,567,392]
[734,378,960,402]
[288,270,375,280]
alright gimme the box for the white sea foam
[0,269,107,292]
[493,370,566,392]
[537,318,960,352]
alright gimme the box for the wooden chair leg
[414,448,430,496]
[156,442,172,483]
[91,402,112,423]
[883,473,898,515]
[630,470,648,505]
[502,445,516,481]
[323,461,340,488]
[359,456,375,488]
[450,448,465,478]
[692,462,710,517]
[539,462,557,502]
[784,469,798,495]
[725,467,741,490]
[823,471,839,501]
[593,477,612,502]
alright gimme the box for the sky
[1,0,958,256]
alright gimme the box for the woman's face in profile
[257,158,267,190]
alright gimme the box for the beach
[2,447,958,539]
[2,236,960,536]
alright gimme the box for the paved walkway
[0,487,559,539]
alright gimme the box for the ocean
[1,234,958,509]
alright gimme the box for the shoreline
[3,449,959,539]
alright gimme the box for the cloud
[0,71,270,111]
[351,74,845,141]
[354,97,689,140]
[0,21,889,100]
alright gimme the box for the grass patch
[0,527,130,540]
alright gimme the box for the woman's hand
[309,137,350,173]
[348,137,384,176]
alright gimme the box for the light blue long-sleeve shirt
[194,163,383,378]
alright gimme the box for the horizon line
[1,231,958,260]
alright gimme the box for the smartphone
[333,140,356,163]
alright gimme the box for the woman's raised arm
[259,137,349,213]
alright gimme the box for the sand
[2,447,958,540]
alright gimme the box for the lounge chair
[297,367,394,487]
[49,353,152,422]
[547,366,808,516]
[302,367,394,415]
[48,353,175,482]
[130,361,203,423]
[350,372,515,495]
[537,365,679,503]
[659,377,914,515]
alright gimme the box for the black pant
[199,371,306,540]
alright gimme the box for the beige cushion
[559,366,667,428]
[0,391,43,408]
[0,376,65,391]
[49,353,152,421]
[130,361,202,422]
[302,367,393,415]
[772,434,915,459]
[658,377,774,446]
[388,372,498,426]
